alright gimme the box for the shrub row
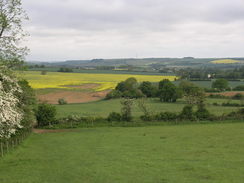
[218,102,244,107]
[35,102,244,128]
[208,93,244,100]
[139,105,214,122]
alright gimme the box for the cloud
[22,0,244,60]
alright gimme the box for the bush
[140,114,154,121]
[213,102,219,106]
[195,104,211,120]
[180,105,196,121]
[107,112,121,122]
[41,71,47,75]
[155,112,178,121]
[35,103,57,127]
[58,98,67,105]
[225,108,244,120]
[58,115,106,126]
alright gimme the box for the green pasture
[55,98,241,118]
[173,80,244,88]
[0,123,243,183]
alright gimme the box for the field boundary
[37,119,244,131]
[0,129,32,158]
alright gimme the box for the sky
[22,0,244,61]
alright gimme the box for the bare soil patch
[37,90,110,104]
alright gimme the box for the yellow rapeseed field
[19,71,177,91]
[211,59,240,64]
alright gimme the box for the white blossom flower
[0,66,23,139]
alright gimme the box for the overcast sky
[22,0,244,61]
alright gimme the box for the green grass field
[173,80,244,88]
[55,98,240,118]
[0,123,243,183]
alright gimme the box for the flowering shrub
[0,67,23,139]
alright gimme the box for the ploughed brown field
[37,83,110,104]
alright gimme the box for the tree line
[106,77,206,104]
[177,67,244,80]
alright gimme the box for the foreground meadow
[0,123,243,183]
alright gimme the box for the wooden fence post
[0,142,3,157]
[6,141,9,153]
[11,139,14,149]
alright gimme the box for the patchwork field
[0,123,243,183]
[19,71,177,104]
[20,71,177,91]
[210,59,241,64]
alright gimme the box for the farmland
[20,71,177,91]
[0,123,243,183]
[19,71,178,104]
[210,59,241,64]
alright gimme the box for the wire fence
[0,128,32,158]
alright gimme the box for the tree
[179,80,195,94]
[107,112,121,122]
[179,80,205,105]
[0,0,28,67]
[121,99,133,122]
[116,78,137,92]
[137,98,153,121]
[124,77,138,91]
[0,1,34,140]
[212,79,229,91]
[35,103,57,127]
[105,90,122,99]
[115,81,126,92]
[17,79,37,129]
[58,67,73,72]
[139,81,158,97]
[0,67,23,138]
[158,80,180,102]
[159,79,170,90]
[110,77,144,99]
